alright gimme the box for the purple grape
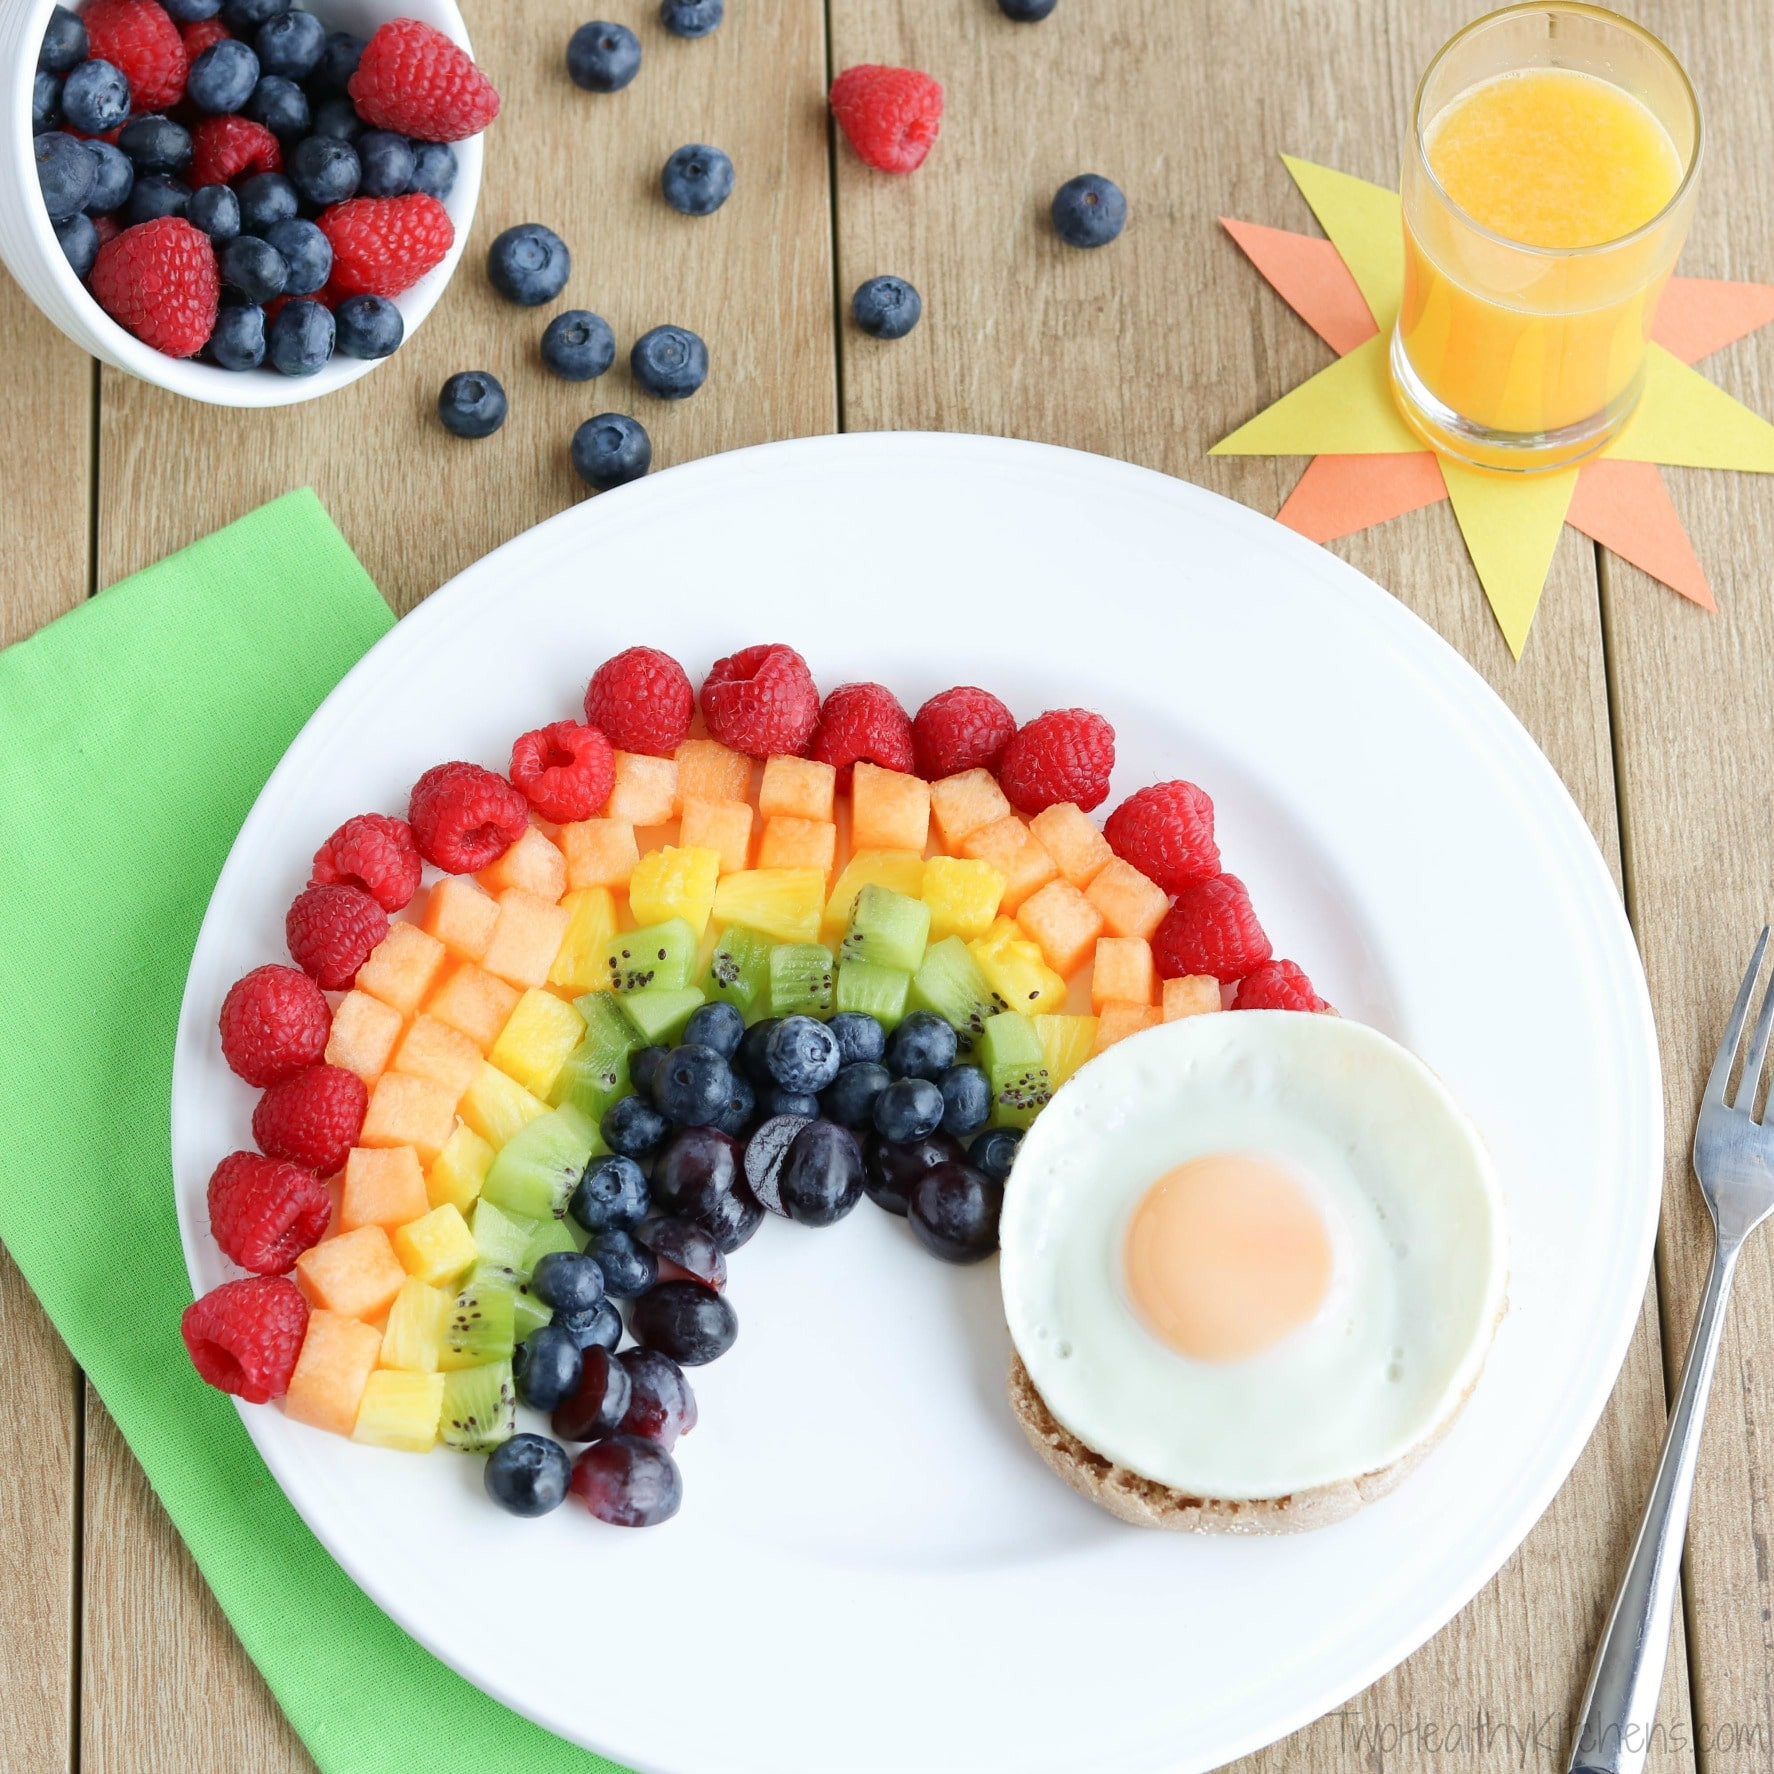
[550,1344,634,1442]
[570,1434,683,1526]
[778,1120,864,1226]
[907,1161,1003,1263]
[631,1280,737,1365]
[652,1124,741,1215]
[863,1130,964,1215]
[637,1216,727,1291]
[616,1347,698,1448]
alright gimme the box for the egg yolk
[1123,1153,1332,1362]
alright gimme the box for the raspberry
[583,647,694,757]
[318,194,454,299]
[408,760,529,873]
[180,1276,308,1403]
[285,883,389,989]
[510,721,616,823]
[180,17,231,57]
[700,644,821,759]
[310,813,422,912]
[1152,874,1272,984]
[190,114,282,187]
[1103,781,1220,894]
[207,1152,331,1275]
[998,708,1116,815]
[348,19,501,143]
[912,686,1016,778]
[89,218,218,359]
[1234,958,1333,1014]
[218,964,331,1087]
[83,0,186,111]
[809,682,915,781]
[830,65,944,173]
[253,1064,367,1174]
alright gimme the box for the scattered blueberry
[33,71,61,135]
[938,1064,992,1137]
[682,1000,744,1060]
[886,1011,958,1082]
[551,1344,633,1442]
[208,302,267,370]
[219,231,288,303]
[309,94,362,141]
[822,1060,890,1129]
[487,222,571,306]
[555,1296,623,1352]
[602,1087,668,1154]
[761,1086,821,1118]
[571,1152,651,1233]
[126,174,191,225]
[863,1130,963,1215]
[267,297,334,375]
[777,1120,865,1226]
[38,6,87,74]
[287,134,358,206]
[333,292,403,358]
[653,1044,734,1126]
[236,170,298,235]
[161,0,222,19]
[437,369,508,439]
[35,132,94,221]
[713,1072,755,1140]
[408,141,458,200]
[660,0,724,38]
[631,1280,737,1364]
[637,1216,727,1291]
[484,1433,573,1517]
[187,181,240,240]
[852,275,921,340]
[255,8,325,79]
[1052,173,1127,249]
[874,1076,946,1143]
[355,130,413,197]
[764,1015,842,1093]
[540,308,615,381]
[310,30,365,95]
[968,1124,1022,1184]
[246,73,310,140]
[630,324,707,399]
[222,0,291,33]
[569,1434,683,1526]
[265,216,330,293]
[571,414,652,490]
[829,1012,887,1066]
[999,0,1059,16]
[513,1324,584,1412]
[54,213,98,280]
[530,1250,606,1315]
[82,141,135,216]
[589,1227,659,1298]
[661,143,733,217]
[119,115,192,175]
[908,1162,1004,1262]
[629,1045,669,1098]
[187,39,260,113]
[61,59,130,135]
[567,21,642,93]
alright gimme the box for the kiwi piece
[622,985,706,1044]
[512,1286,553,1340]
[839,885,931,975]
[552,992,642,1118]
[705,923,774,1017]
[482,1104,599,1222]
[439,1261,519,1370]
[908,936,1009,1057]
[834,958,911,1028]
[980,1011,1052,1129]
[439,1360,517,1453]
[600,917,698,994]
[469,1198,537,1269]
[769,942,835,1018]
[521,1216,580,1269]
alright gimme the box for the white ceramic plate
[172,433,1661,1774]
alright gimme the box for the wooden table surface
[5,1,1774,1768]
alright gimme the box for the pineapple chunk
[759,755,836,823]
[679,799,753,874]
[757,816,837,875]
[1029,802,1114,887]
[959,815,1058,914]
[922,856,1006,943]
[851,761,930,852]
[427,1123,495,1214]
[561,817,640,891]
[674,737,751,808]
[1085,860,1169,940]
[379,1277,446,1372]
[1092,937,1157,1009]
[393,1014,482,1099]
[1035,1013,1099,1089]
[359,1073,458,1164]
[824,849,926,934]
[482,888,572,989]
[489,988,587,1097]
[425,963,519,1052]
[477,825,567,903]
[1093,1001,1162,1053]
[324,989,403,1086]
[296,1226,406,1321]
[547,888,621,995]
[285,1309,383,1436]
[356,921,447,1018]
[711,868,826,944]
[340,1145,430,1231]
[420,876,499,961]
[1163,975,1222,1019]
[970,918,1066,1013]
[1015,879,1105,977]
[930,769,1013,848]
[391,1203,478,1287]
[352,1369,445,1452]
[605,751,678,825]
[458,1062,549,1150]
[629,845,721,938]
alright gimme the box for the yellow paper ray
[1441,461,1578,658]
[1281,156,1405,331]
[1607,344,1774,472]
[1212,334,1424,456]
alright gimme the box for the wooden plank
[829,1,1691,1766]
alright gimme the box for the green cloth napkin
[0,491,618,1774]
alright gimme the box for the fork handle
[1567,1236,1741,1774]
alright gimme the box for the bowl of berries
[2,0,493,404]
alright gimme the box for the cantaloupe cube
[1029,803,1114,887]
[759,755,836,823]
[477,825,567,903]
[285,1309,383,1436]
[379,1276,446,1372]
[547,888,621,994]
[561,818,640,891]
[359,1072,458,1164]
[921,856,1007,943]
[1086,860,1169,940]
[930,769,1013,848]
[1091,937,1156,1009]
[340,1145,430,1232]
[391,1202,478,1287]
[420,875,499,962]
[629,845,721,938]
[482,888,572,989]
[851,762,930,853]
[710,868,826,944]
[352,1369,445,1452]
[355,921,447,1017]
[1093,1000,1161,1054]
[427,1122,494,1214]
[425,963,520,1052]
[392,1014,482,1099]
[1016,880,1106,977]
[824,850,926,933]
[674,738,751,809]
[679,799,753,874]
[458,1062,548,1149]
[295,1226,406,1321]
[324,989,404,1085]
[605,751,678,825]
[489,988,586,1097]
[757,816,837,875]
[960,815,1058,914]
[1163,975,1222,1020]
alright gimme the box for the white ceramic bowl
[0,0,481,405]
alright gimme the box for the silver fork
[1568,927,1774,1774]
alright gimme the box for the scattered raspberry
[253,1064,367,1175]
[218,964,331,1088]
[89,218,218,358]
[830,65,944,173]
[285,883,389,989]
[190,114,282,187]
[310,813,422,912]
[810,682,916,781]
[408,760,529,872]
[510,721,616,823]
[179,17,231,57]
[583,647,694,757]
[180,1276,308,1403]
[207,1152,331,1275]
[348,18,500,143]
[701,643,821,759]
[318,193,454,299]
[1152,874,1272,983]
[998,708,1115,814]
[1234,958,1333,1014]
[912,685,1016,778]
[82,0,186,110]
[1103,781,1220,894]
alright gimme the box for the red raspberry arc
[913,685,1016,778]
[1103,781,1220,894]
[701,643,822,758]
[584,647,695,757]
[810,682,916,780]
[408,760,529,873]
[998,708,1117,815]
[180,1276,308,1404]
[218,964,331,1087]
[207,1152,332,1275]
[1153,873,1273,984]
[1235,958,1334,1014]
[252,1064,368,1175]
[510,721,617,824]
[310,813,422,912]
[285,882,389,989]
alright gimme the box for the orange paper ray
[1651,276,1774,367]
[1278,452,1447,543]
[1221,219,1378,357]
[1567,459,1716,610]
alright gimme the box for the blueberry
[513,1323,584,1411]
[161,0,222,18]
[659,0,724,37]
[264,216,330,293]
[487,222,571,305]
[236,171,298,235]
[82,142,135,217]
[637,1216,727,1290]
[874,1076,945,1143]
[287,134,358,206]
[737,1018,781,1085]
[821,1060,890,1129]
[968,1125,1022,1184]
[39,7,87,73]
[355,130,413,197]
[218,232,288,303]
[629,1045,669,1098]
[333,292,403,359]
[309,95,362,142]
[886,1011,958,1081]
[484,1433,573,1517]
[207,302,266,370]
[187,181,240,239]
[589,1227,657,1298]
[761,1086,821,1118]
[126,175,191,225]
[998,0,1059,16]
[267,297,334,375]
[119,115,192,174]
[652,1044,733,1126]
[36,132,96,220]
[255,8,325,78]
[829,1012,886,1066]
[778,1120,865,1226]
[408,141,457,200]
[569,1434,682,1526]
[601,1089,669,1157]
[527,1252,603,1317]
[33,71,61,134]
[246,74,310,139]
[938,1064,991,1137]
[61,60,131,135]
[630,324,707,399]
[852,275,921,340]
[764,1014,842,1093]
[863,1130,963,1215]
[1051,173,1127,249]
[540,308,615,381]
[682,1000,743,1059]
[221,0,290,30]
[713,1072,755,1140]
[908,1161,1003,1262]
[660,143,733,217]
[631,1280,736,1364]
[437,370,508,439]
[310,30,364,94]
[187,39,260,113]
[554,1296,623,1352]
[571,414,652,490]
[54,213,98,280]
[567,21,642,93]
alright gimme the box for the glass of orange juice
[1391,3,1701,473]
